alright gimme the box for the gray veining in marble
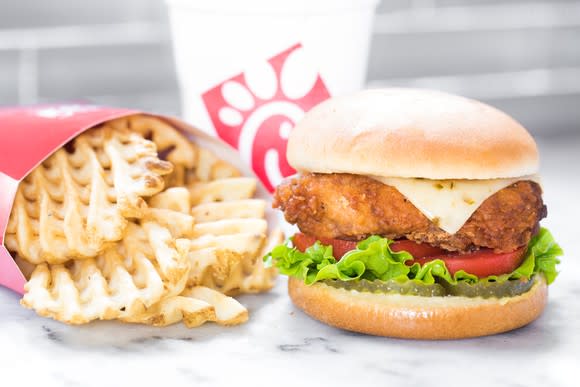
[1,134,579,387]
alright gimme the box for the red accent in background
[202,44,331,191]
[251,115,296,191]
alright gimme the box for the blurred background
[0,0,579,137]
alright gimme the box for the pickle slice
[443,277,534,298]
[323,279,447,297]
[323,276,536,298]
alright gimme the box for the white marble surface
[1,134,579,387]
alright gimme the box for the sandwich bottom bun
[288,275,547,340]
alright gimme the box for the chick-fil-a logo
[202,44,331,192]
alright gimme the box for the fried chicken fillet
[273,173,546,253]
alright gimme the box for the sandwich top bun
[287,88,539,180]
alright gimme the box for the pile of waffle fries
[6,115,282,327]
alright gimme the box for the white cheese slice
[371,175,541,235]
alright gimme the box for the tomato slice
[410,247,527,277]
[293,233,357,259]
[389,239,446,258]
[292,233,445,260]
[292,233,527,277]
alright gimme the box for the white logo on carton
[34,105,99,119]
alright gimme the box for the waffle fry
[239,229,283,294]
[194,147,241,183]
[121,286,248,327]
[108,115,197,177]
[186,230,282,295]
[184,177,277,295]
[188,177,257,205]
[5,126,172,265]
[149,187,191,213]
[128,203,193,301]
[20,221,191,324]
[191,199,266,222]
[12,115,280,328]
[107,115,240,187]
[146,180,276,295]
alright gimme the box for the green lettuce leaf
[525,227,563,284]
[264,227,563,286]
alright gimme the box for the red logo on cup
[202,44,331,192]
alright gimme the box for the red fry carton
[0,105,275,295]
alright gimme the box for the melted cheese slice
[371,175,541,234]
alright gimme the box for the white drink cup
[166,0,379,132]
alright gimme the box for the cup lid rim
[166,0,380,14]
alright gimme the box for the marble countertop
[1,134,579,387]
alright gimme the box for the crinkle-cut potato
[238,229,283,294]
[188,177,257,205]
[107,114,240,187]
[149,187,191,213]
[107,115,196,169]
[20,219,191,324]
[5,125,172,265]
[187,230,283,296]
[13,115,281,328]
[148,179,279,296]
[121,286,248,327]
[191,199,266,223]
[187,181,279,295]
[193,147,242,183]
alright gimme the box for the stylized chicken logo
[202,44,331,192]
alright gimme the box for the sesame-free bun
[288,276,547,339]
[287,89,539,180]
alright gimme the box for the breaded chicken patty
[273,173,546,253]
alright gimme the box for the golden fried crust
[273,173,546,253]
[288,276,548,339]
